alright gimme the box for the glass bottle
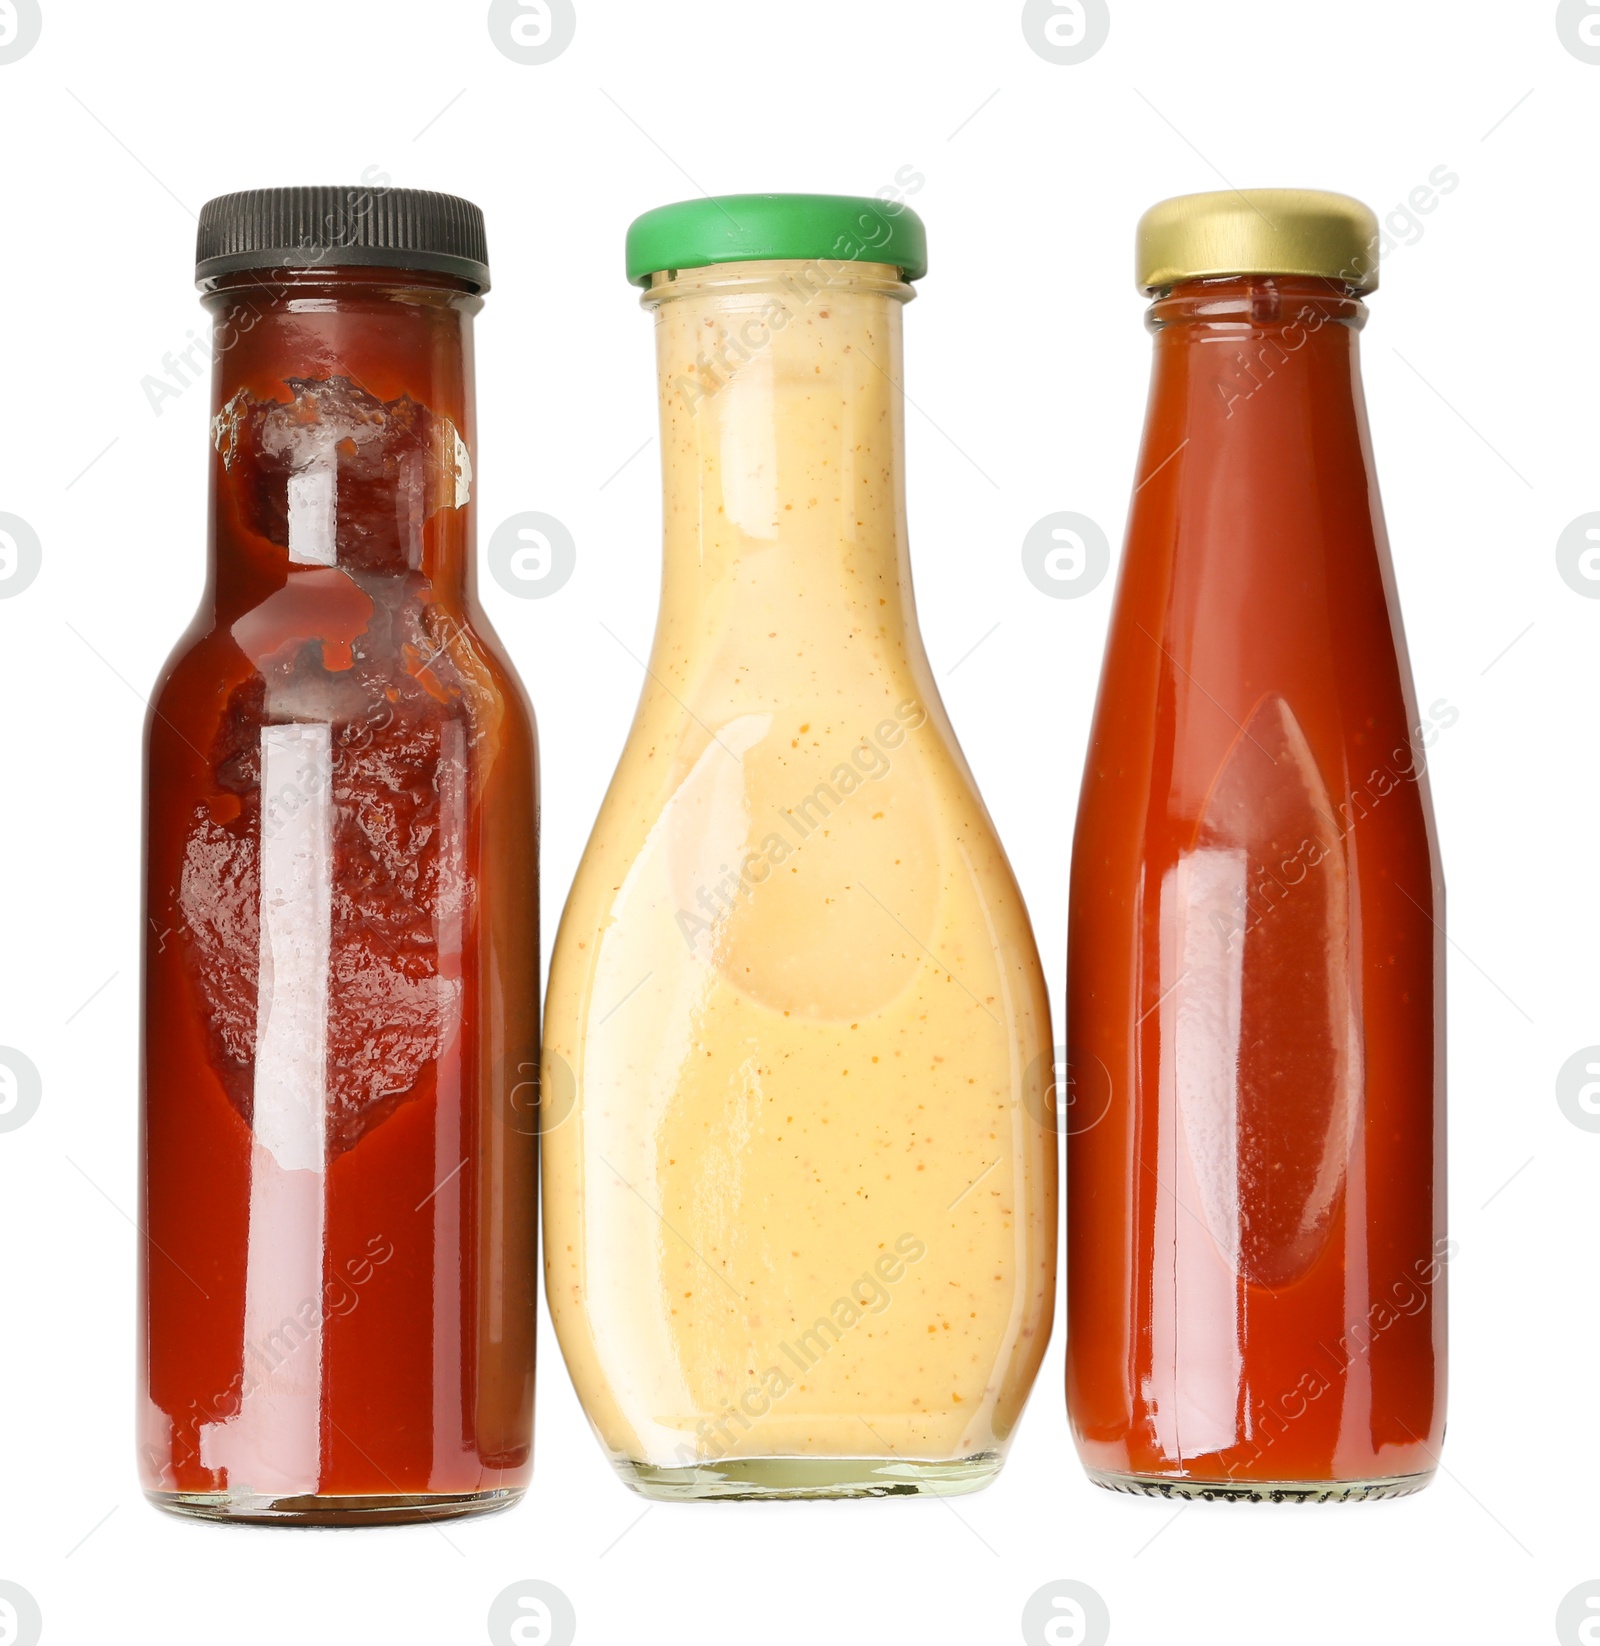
[1066,190,1447,1500]
[543,194,1056,1500]
[139,187,539,1524]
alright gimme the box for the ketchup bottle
[139,188,538,1524]
[1066,190,1446,1500]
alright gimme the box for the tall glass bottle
[1067,190,1446,1500]
[543,195,1056,1500]
[139,188,539,1524]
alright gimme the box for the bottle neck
[645,259,915,618]
[1143,274,1368,448]
[1119,273,1394,781]
[202,267,480,612]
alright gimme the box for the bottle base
[144,1485,525,1527]
[616,1453,1002,1501]
[1085,1466,1434,1503]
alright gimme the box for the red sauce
[139,268,538,1521]
[1066,277,1446,1494]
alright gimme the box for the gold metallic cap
[1136,188,1380,295]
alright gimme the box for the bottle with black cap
[138,185,539,1524]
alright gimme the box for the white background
[0,1,1592,1642]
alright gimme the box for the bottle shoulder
[549,676,1043,1026]
[147,573,535,800]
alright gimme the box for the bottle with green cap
[1066,189,1446,1499]
[543,194,1057,1500]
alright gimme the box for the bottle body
[139,269,538,1523]
[1066,277,1446,1498]
[543,260,1056,1499]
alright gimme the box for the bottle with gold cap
[542,194,1056,1499]
[1066,190,1446,1499]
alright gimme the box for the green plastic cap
[625,193,928,287]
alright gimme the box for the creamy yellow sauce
[542,259,1055,1479]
